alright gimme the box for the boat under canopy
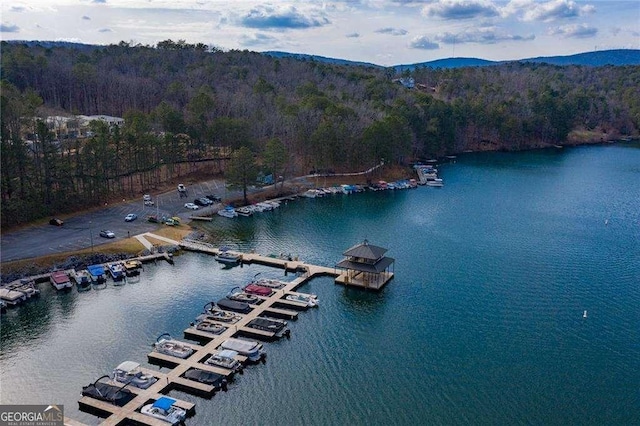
[216,298,253,314]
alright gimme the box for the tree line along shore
[1,40,638,229]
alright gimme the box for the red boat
[243,283,272,296]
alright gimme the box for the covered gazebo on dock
[335,240,394,290]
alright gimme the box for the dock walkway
[74,239,339,426]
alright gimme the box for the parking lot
[0,179,228,262]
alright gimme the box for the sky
[1,0,639,66]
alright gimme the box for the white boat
[215,248,241,265]
[253,278,286,289]
[111,361,157,389]
[140,397,186,425]
[583,310,588,318]
[71,269,92,291]
[217,206,238,218]
[235,206,253,217]
[285,293,319,307]
[154,333,195,359]
[426,178,444,187]
[9,279,41,299]
[220,338,265,362]
[205,349,243,373]
[195,320,227,335]
[50,271,73,290]
[256,202,274,211]
[227,287,260,304]
[302,189,318,198]
[107,262,126,282]
[0,288,27,306]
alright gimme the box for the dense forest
[1,40,639,228]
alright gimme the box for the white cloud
[422,0,500,20]
[375,27,408,36]
[436,27,535,44]
[238,5,329,30]
[1,23,20,32]
[549,23,598,38]
[239,32,279,47]
[409,35,439,50]
[521,0,596,22]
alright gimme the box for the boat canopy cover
[82,382,135,406]
[116,361,140,372]
[153,396,176,411]
[183,369,224,385]
[87,264,105,274]
[217,298,252,313]
[217,349,239,359]
[222,338,258,352]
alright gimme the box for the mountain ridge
[4,41,638,69]
[264,49,640,69]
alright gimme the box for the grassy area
[1,224,194,275]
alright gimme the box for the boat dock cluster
[76,254,327,426]
[214,161,448,219]
[0,252,172,314]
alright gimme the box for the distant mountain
[6,41,639,70]
[264,49,640,70]
[262,51,382,68]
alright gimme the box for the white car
[184,203,199,210]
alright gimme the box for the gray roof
[336,256,395,273]
[342,240,388,260]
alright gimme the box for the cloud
[409,35,439,50]
[521,0,595,22]
[92,0,107,3]
[10,6,25,12]
[239,32,278,47]
[82,16,91,20]
[98,28,112,33]
[422,0,499,20]
[436,27,535,44]
[375,27,408,36]
[239,5,329,29]
[346,32,360,38]
[549,23,598,38]
[1,23,20,33]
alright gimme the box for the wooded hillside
[1,40,639,228]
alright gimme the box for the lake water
[1,143,639,425]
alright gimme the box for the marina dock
[31,234,393,425]
[72,243,341,425]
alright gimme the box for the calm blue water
[1,144,639,425]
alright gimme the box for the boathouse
[335,240,394,290]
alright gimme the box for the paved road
[0,180,227,263]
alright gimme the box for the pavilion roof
[336,256,395,273]
[342,240,388,260]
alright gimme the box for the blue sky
[1,0,638,66]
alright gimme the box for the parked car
[49,218,64,226]
[124,213,138,222]
[184,203,199,210]
[194,198,212,206]
[99,230,115,238]
[148,215,159,223]
[144,200,155,206]
[177,184,186,192]
[205,194,222,203]
[143,194,152,201]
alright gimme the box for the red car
[243,284,272,296]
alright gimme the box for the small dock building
[335,240,394,290]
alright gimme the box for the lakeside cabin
[335,240,394,290]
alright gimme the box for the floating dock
[68,236,392,425]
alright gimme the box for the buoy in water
[583,310,588,318]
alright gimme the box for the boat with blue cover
[87,264,107,284]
